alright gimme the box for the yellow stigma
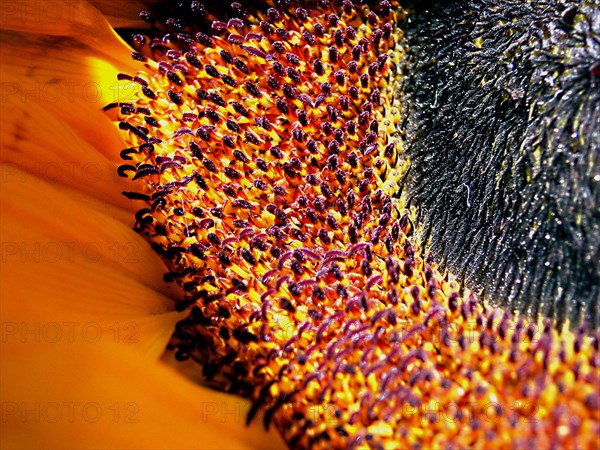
[112,1,599,448]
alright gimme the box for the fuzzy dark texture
[399,0,599,329]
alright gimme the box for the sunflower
[1,1,598,449]
[0,1,283,448]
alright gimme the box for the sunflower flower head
[109,0,600,448]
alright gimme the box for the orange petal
[0,79,143,214]
[0,165,183,358]
[1,0,178,358]
[1,3,286,448]
[0,0,145,157]
[0,0,137,58]
[1,340,286,449]
[0,2,150,213]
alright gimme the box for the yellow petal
[0,0,144,152]
[0,80,141,214]
[0,166,182,358]
[1,2,287,448]
[0,0,138,56]
[0,2,149,213]
[0,1,178,358]
[1,340,286,449]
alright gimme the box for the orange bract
[115,1,599,449]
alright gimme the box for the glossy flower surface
[1,1,598,449]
